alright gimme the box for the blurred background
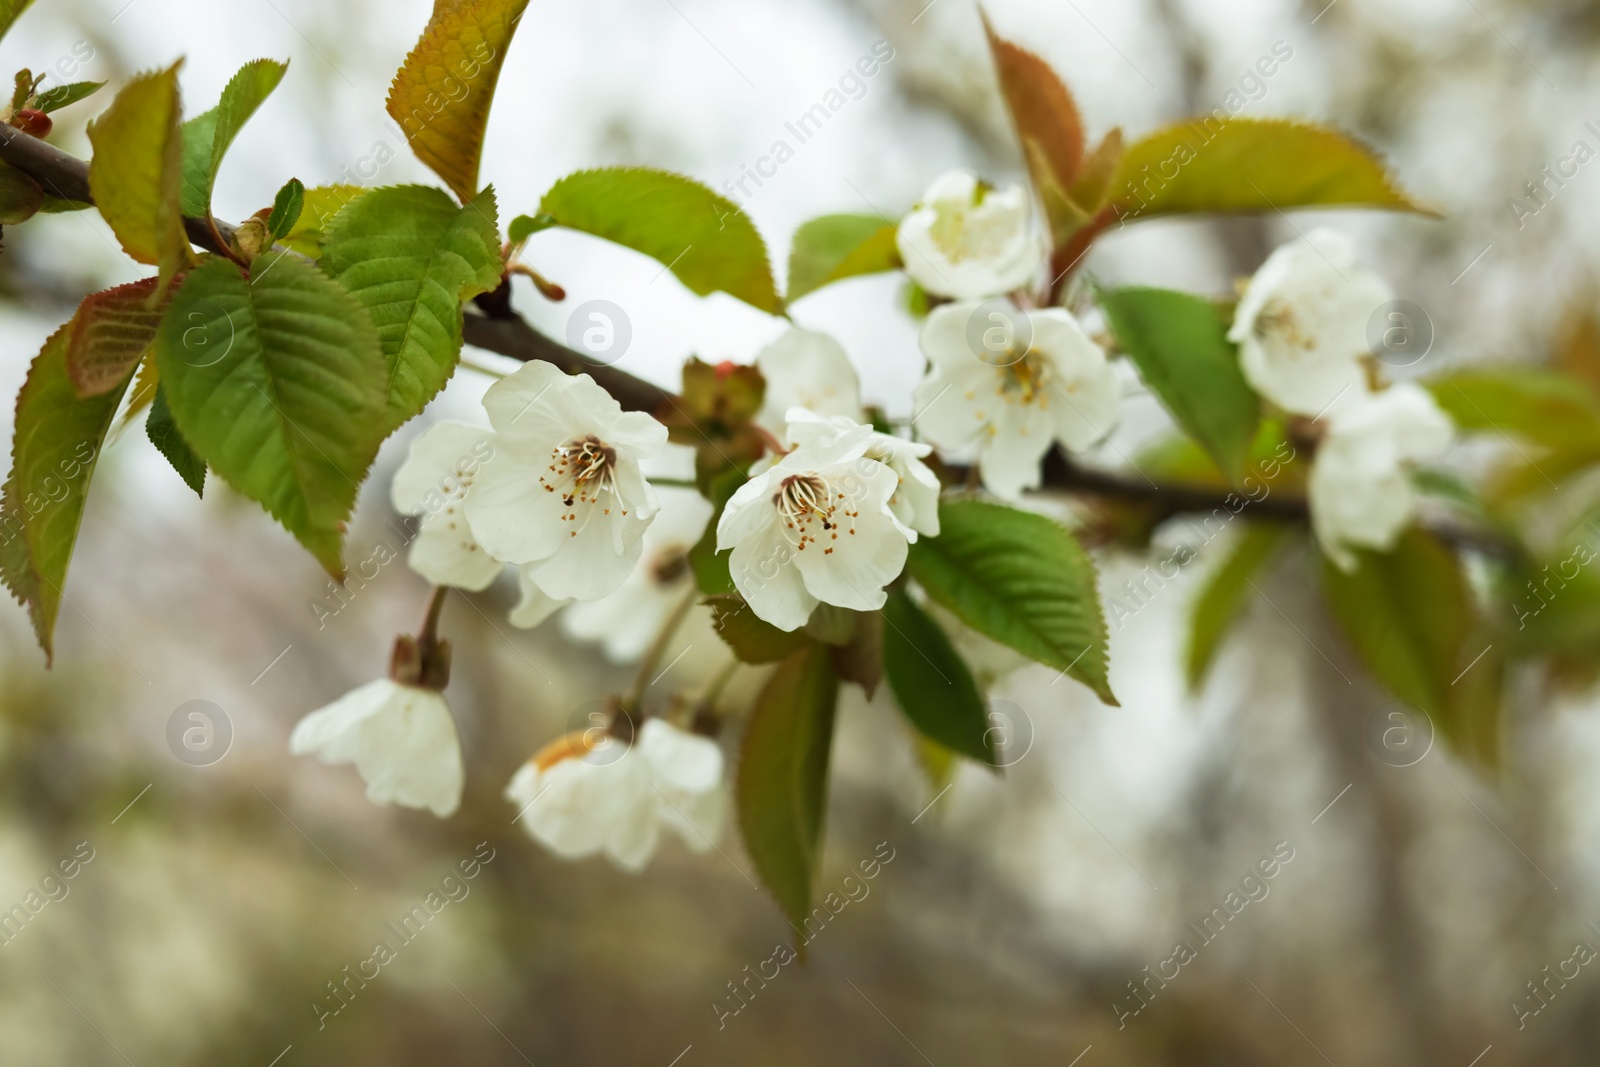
[0,0,1594,1062]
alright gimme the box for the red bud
[13,109,50,137]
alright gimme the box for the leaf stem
[622,585,700,714]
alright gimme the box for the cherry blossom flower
[1309,383,1454,569]
[717,423,909,631]
[465,361,669,602]
[783,408,941,539]
[913,302,1118,498]
[754,327,863,434]
[290,679,463,818]
[896,170,1043,299]
[1229,228,1393,416]
[505,718,726,872]
[390,421,503,591]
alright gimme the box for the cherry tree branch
[0,129,1514,558]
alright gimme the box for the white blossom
[1309,383,1454,569]
[913,302,1117,498]
[896,170,1042,299]
[465,361,669,602]
[506,718,726,872]
[1229,228,1393,416]
[783,408,941,539]
[755,327,863,434]
[717,424,909,631]
[289,679,463,818]
[390,421,503,591]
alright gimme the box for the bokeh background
[0,0,1595,1062]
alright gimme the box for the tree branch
[0,128,1514,558]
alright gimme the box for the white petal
[756,328,864,432]
[977,401,1054,498]
[728,519,816,631]
[516,751,654,865]
[792,462,909,611]
[465,440,569,565]
[896,172,1041,299]
[656,784,727,853]
[482,361,579,439]
[640,719,724,793]
[523,510,649,600]
[391,422,496,514]
[509,567,569,628]
[292,680,463,817]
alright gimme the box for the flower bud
[13,108,50,137]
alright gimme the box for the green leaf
[153,253,388,576]
[0,157,41,223]
[507,212,556,244]
[689,466,745,595]
[280,184,364,258]
[0,316,130,661]
[87,62,190,296]
[267,178,305,241]
[31,79,103,113]
[146,385,205,497]
[706,592,808,663]
[737,643,839,929]
[387,0,529,203]
[1099,286,1260,479]
[882,588,994,765]
[1428,369,1600,453]
[1185,522,1288,690]
[1109,118,1435,223]
[320,184,503,430]
[1320,527,1472,718]
[0,0,33,43]
[540,167,781,314]
[786,214,900,302]
[908,499,1116,705]
[178,58,288,219]
[65,276,167,398]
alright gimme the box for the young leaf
[737,642,839,929]
[1098,286,1259,479]
[1429,369,1600,453]
[786,214,900,302]
[153,253,388,576]
[65,276,168,397]
[539,167,782,314]
[1185,522,1288,690]
[908,499,1116,705]
[882,588,995,765]
[146,385,205,497]
[179,58,289,219]
[0,319,130,661]
[982,16,1087,237]
[86,62,190,296]
[387,0,530,203]
[1109,118,1435,223]
[31,80,104,113]
[319,184,503,429]
[280,184,365,258]
[0,158,41,223]
[1319,527,1471,719]
[706,592,808,663]
[507,212,556,244]
[267,177,305,241]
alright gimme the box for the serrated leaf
[179,58,288,219]
[1185,522,1287,690]
[267,178,304,241]
[31,79,103,113]
[908,499,1116,704]
[320,184,503,430]
[0,157,41,223]
[153,253,387,575]
[387,0,529,203]
[737,642,839,929]
[706,592,808,663]
[982,16,1088,237]
[882,588,994,765]
[0,0,33,43]
[786,214,900,302]
[0,317,129,661]
[119,355,159,431]
[540,167,781,314]
[281,184,364,258]
[65,276,167,397]
[1320,527,1471,719]
[1069,128,1123,213]
[1099,286,1259,479]
[145,385,205,497]
[1109,118,1435,223]
[87,62,189,296]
